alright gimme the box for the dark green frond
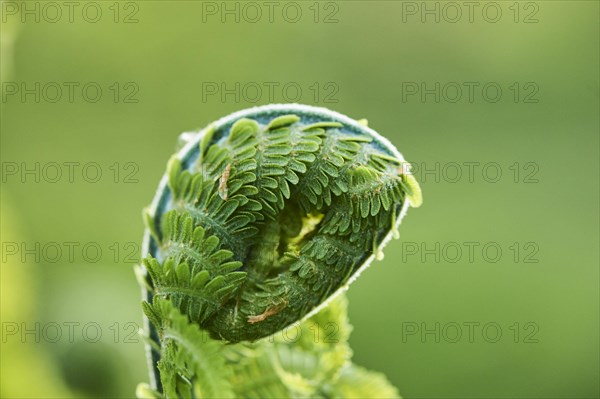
[139,106,421,399]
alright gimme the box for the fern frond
[144,255,245,325]
[139,105,421,398]
[147,299,235,399]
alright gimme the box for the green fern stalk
[136,104,422,398]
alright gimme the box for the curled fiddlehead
[136,104,422,398]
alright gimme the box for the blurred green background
[1,1,598,398]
